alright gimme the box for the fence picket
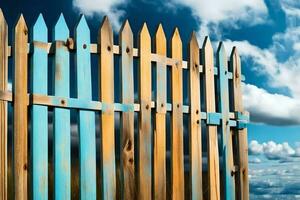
[202,36,220,200]
[217,43,235,200]
[188,32,202,200]
[31,14,48,200]
[138,23,152,200]
[170,27,184,200]
[0,8,8,200]
[98,16,116,200]
[53,14,71,200]
[154,23,167,200]
[230,47,249,200]
[13,14,28,200]
[119,20,135,200]
[75,15,97,200]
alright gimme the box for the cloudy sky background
[1,0,300,199]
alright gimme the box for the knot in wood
[126,47,130,53]
[66,38,74,50]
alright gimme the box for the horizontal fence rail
[0,9,249,200]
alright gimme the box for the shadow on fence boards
[0,9,249,200]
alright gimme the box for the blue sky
[1,0,300,199]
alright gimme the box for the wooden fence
[0,9,249,200]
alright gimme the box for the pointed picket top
[171,27,182,58]
[154,23,166,55]
[230,46,240,65]
[189,31,199,50]
[32,14,47,41]
[119,19,133,45]
[0,8,7,26]
[217,42,228,70]
[99,16,113,38]
[120,19,132,36]
[53,14,69,40]
[139,22,150,41]
[15,14,28,33]
[75,15,89,33]
[203,36,213,54]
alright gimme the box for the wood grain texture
[119,19,135,200]
[230,47,249,200]
[98,16,116,200]
[31,14,48,200]
[13,14,28,200]
[188,32,202,200]
[170,27,184,200]
[154,23,167,200]
[75,15,97,200]
[202,36,220,200]
[138,23,152,200]
[0,8,8,200]
[53,14,71,200]
[217,42,235,200]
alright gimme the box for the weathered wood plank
[202,36,220,200]
[217,42,235,200]
[98,16,116,200]
[154,23,167,200]
[119,20,135,200]
[138,23,152,200]
[230,47,249,200]
[75,15,97,200]
[53,14,71,200]
[31,14,48,200]
[170,27,184,200]
[188,32,202,200]
[13,14,28,200]
[0,8,8,200]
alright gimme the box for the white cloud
[249,140,263,155]
[165,0,268,39]
[168,0,268,24]
[249,140,300,161]
[73,0,128,28]
[249,157,262,164]
[242,83,300,125]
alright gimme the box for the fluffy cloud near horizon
[249,140,300,161]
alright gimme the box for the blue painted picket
[53,14,71,200]
[217,42,235,200]
[31,14,48,200]
[75,15,97,200]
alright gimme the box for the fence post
[230,47,249,200]
[217,42,235,200]
[53,14,71,200]
[98,16,116,200]
[13,14,28,200]
[31,14,48,200]
[202,36,220,200]
[0,8,8,200]
[138,23,152,200]
[188,32,202,200]
[75,15,97,200]
[170,27,184,200]
[154,23,167,200]
[119,19,135,200]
